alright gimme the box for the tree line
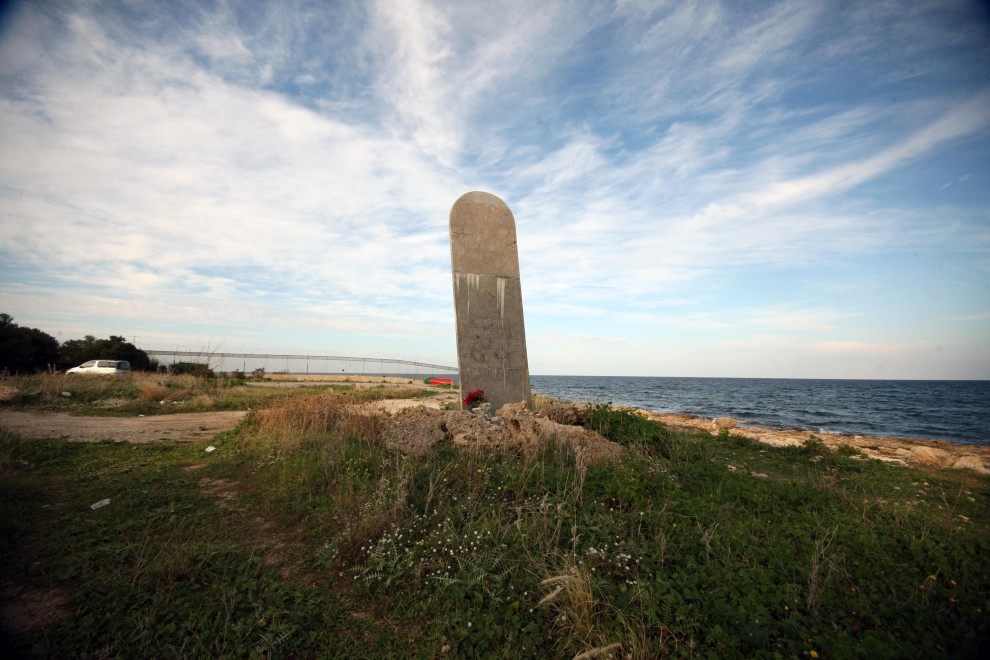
[0,313,155,374]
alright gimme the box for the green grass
[1,399,988,657]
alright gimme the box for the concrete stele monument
[449,191,531,410]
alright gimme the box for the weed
[540,562,606,653]
[806,523,842,615]
[136,380,168,401]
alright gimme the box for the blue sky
[0,0,988,379]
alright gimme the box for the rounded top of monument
[453,191,508,210]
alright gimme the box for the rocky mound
[376,402,622,462]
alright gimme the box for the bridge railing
[143,349,457,376]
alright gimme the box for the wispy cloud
[943,312,990,322]
[1,0,988,378]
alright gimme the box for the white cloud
[745,89,990,208]
[0,0,988,378]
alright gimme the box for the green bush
[0,313,60,373]
[168,362,213,377]
[59,334,154,371]
[584,403,672,447]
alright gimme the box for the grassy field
[1,382,988,657]
[1,372,435,416]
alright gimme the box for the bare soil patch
[0,583,70,636]
[360,393,459,415]
[0,410,247,443]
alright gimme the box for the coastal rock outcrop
[713,417,737,431]
[952,455,987,473]
[908,446,954,467]
[629,408,990,475]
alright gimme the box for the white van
[66,360,131,375]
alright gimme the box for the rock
[496,402,623,462]
[444,409,504,447]
[540,404,585,426]
[952,455,987,473]
[437,402,621,463]
[713,417,737,430]
[378,406,450,457]
[0,386,21,404]
[908,446,953,467]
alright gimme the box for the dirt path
[0,410,248,443]
[360,392,460,414]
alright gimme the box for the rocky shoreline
[629,409,990,474]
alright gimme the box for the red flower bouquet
[463,389,486,407]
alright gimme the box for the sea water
[529,376,990,446]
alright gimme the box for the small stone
[713,417,737,430]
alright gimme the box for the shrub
[169,362,212,377]
[584,403,671,447]
[0,314,60,374]
[59,334,153,371]
[802,436,829,457]
[836,444,865,458]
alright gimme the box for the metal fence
[143,349,457,377]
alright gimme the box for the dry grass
[5,372,216,402]
[807,523,844,615]
[541,562,612,654]
[252,394,384,450]
[254,395,347,438]
[186,394,214,410]
[137,381,168,401]
[532,393,566,412]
